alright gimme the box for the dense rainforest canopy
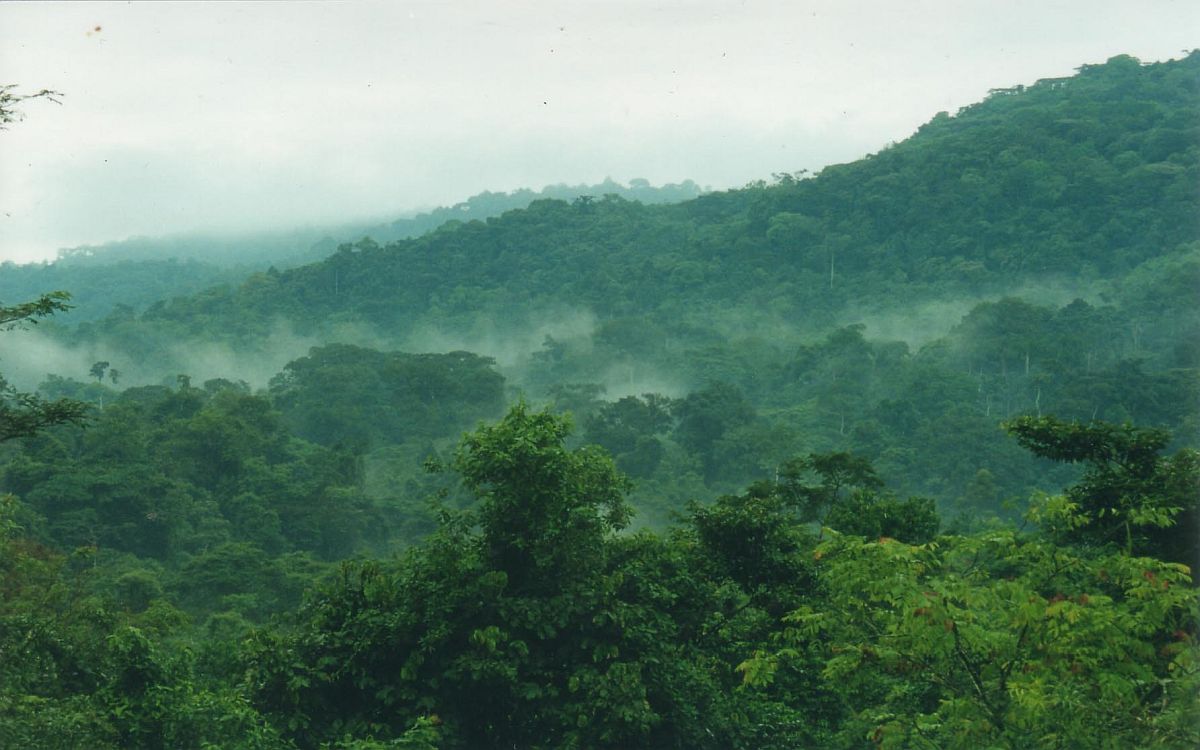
[1,53,1197,748]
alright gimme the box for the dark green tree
[1005,416,1199,567]
[584,394,673,477]
[824,490,940,544]
[671,383,757,483]
[89,361,111,383]
[0,293,90,441]
[776,451,883,528]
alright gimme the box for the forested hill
[0,179,702,323]
[123,52,1198,342]
[347,176,705,247]
[17,52,1200,521]
[2,54,1198,748]
[41,176,704,270]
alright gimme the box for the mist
[1,319,330,393]
[4,1,1196,264]
[849,276,1109,349]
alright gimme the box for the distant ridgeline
[19,52,1200,515]
[0,178,703,323]
[110,53,1198,335]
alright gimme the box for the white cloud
[1,0,1196,263]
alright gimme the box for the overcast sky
[0,1,1196,264]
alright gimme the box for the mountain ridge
[108,52,1195,348]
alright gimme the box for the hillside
[0,179,703,323]
[3,54,1186,519]
[1,52,1198,750]
[113,53,1197,341]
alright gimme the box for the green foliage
[244,405,833,748]
[1006,416,1199,567]
[776,451,884,525]
[0,495,285,749]
[5,397,1198,747]
[453,403,632,588]
[751,529,1199,749]
[3,381,373,584]
[671,382,758,483]
[3,53,1200,749]
[0,293,91,442]
[824,491,940,544]
[583,394,672,478]
[269,344,505,449]
[0,374,91,443]
[689,482,817,606]
[0,84,61,129]
[0,290,73,328]
[321,716,442,749]
[740,418,1200,748]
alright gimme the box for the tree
[0,84,61,129]
[584,394,673,477]
[689,481,817,604]
[824,490,940,544]
[1005,416,1199,567]
[0,293,90,441]
[268,344,505,448]
[739,416,1200,748]
[775,451,883,528]
[742,528,1199,749]
[671,383,757,483]
[453,402,631,589]
[246,404,827,749]
[1,290,72,329]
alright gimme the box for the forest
[0,53,1197,748]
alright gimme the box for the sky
[0,0,1196,264]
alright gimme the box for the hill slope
[0,179,703,323]
[104,53,1197,345]
[19,52,1200,519]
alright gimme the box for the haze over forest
[1,4,1198,749]
[2,1,1197,263]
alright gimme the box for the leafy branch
[0,84,62,128]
